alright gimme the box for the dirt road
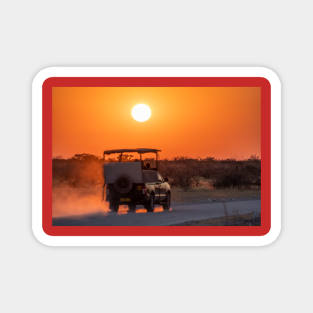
[53,199,260,226]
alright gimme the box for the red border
[42,77,271,236]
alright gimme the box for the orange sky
[52,86,260,159]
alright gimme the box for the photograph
[4,0,305,310]
[51,85,262,227]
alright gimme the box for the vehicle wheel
[113,175,133,194]
[162,192,171,211]
[145,194,155,213]
[109,200,119,212]
[128,203,136,212]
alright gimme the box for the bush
[53,154,261,190]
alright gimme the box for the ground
[172,212,260,226]
[52,185,261,226]
[172,187,260,203]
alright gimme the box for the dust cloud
[52,184,109,217]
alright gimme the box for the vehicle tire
[145,194,155,213]
[128,203,136,212]
[162,192,171,211]
[109,200,119,212]
[113,175,133,194]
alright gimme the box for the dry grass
[172,212,261,226]
[171,187,260,203]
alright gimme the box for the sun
[131,104,151,122]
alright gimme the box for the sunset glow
[52,86,261,159]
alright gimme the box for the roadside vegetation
[53,153,261,201]
[172,212,261,226]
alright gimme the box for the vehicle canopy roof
[103,148,161,155]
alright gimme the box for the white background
[0,0,310,312]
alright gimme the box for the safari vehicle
[102,148,171,213]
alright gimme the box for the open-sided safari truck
[103,148,171,213]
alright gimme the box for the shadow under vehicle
[102,148,171,213]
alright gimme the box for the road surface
[53,199,260,226]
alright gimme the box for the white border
[32,67,281,246]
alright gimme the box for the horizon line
[52,153,260,161]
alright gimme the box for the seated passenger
[144,162,151,169]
